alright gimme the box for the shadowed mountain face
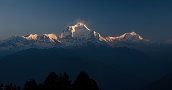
[0,47,172,90]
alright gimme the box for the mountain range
[0,22,150,56]
[0,22,172,90]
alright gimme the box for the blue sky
[0,0,172,41]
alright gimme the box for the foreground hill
[0,47,172,90]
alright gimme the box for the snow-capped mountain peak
[43,33,58,43]
[61,22,92,38]
[106,32,144,42]
[22,33,61,43]
[68,22,90,32]
[22,34,38,40]
[93,31,107,41]
[119,32,143,40]
[129,32,137,35]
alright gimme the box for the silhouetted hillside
[0,47,172,90]
[146,72,172,90]
[0,72,99,90]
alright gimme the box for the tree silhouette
[5,83,17,90]
[59,72,71,90]
[0,83,4,90]
[24,80,38,90]
[73,72,99,90]
[2,72,100,90]
[43,72,59,90]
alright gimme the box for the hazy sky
[0,0,172,42]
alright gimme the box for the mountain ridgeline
[0,22,149,57]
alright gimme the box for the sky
[0,0,172,42]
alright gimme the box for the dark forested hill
[0,47,172,90]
